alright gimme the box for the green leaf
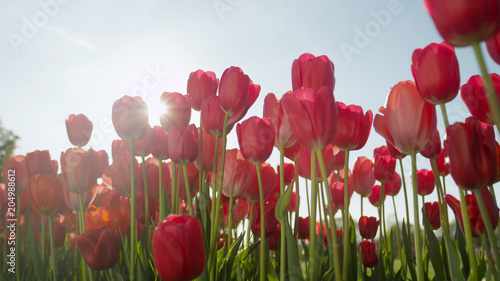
[217,234,244,281]
[402,220,417,281]
[266,252,279,281]
[442,224,466,281]
[422,213,446,281]
[285,219,305,281]
[275,184,293,224]
[349,215,358,280]
[455,227,470,278]
[29,223,46,280]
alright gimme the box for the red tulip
[66,114,93,147]
[368,185,385,207]
[135,194,156,225]
[330,181,353,209]
[60,148,101,194]
[332,146,345,170]
[358,216,379,239]
[217,149,254,198]
[352,156,376,197]
[102,153,143,198]
[223,198,250,228]
[385,172,402,196]
[269,223,281,251]
[411,42,460,104]
[435,148,450,176]
[291,53,335,93]
[52,215,67,248]
[111,139,128,160]
[168,124,199,165]
[358,240,378,267]
[277,163,295,185]
[244,162,276,203]
[112,95,149,141]
[333,102,372,151]
[460,74,500,125]
[416,169,435,196]
[263,92,297,149]
[149,125,169,160]
[424,0,500,46]
[2,155,29,193]
[445,187,499,237]
[251,201,279,238]
[315,222,329,246]
[374,80,437,154]
[153,215,206,281]
[288,192,299,212]
[27,174,64,216]
[227,79,260,128]
[284,143,301,163]
[177,163,200,202]
[133,126,151,157]
[160,92,191,131]
[445,117,497,190]
[373,146,396,183]
[298,144,334,182]
[195,129,222,172]
[85,205,130,236]
[298,216,310,239]
[76,226,119,270]
[486,31,500,64]
[144,157,171,199]
[420,129,442,159]
[424,202,441,230]
[219,66,250,116]
[26,150,57,176]
[282,87,337,151]
[201,96,231,137]
[236,116,275,165]
[94,150,109,178]
[187,69,218,111]
[63,184,97,211]
[386,141,407,160]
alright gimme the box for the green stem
[472,41,500,134]
[158,159,165,221]
[489,185,498,205]
[316,150,342,281]
[78,194,87,281]
[474,189,500,274]
[141,156,150,249]
[342,149,350,279]
[48,217,57,281]
[199,115,204,197]
[305,177,310,218]
[399,159,411,238]
[391,196,402,261]
[442,176,447,195]
[293,161,300,240]
[182,164,194,215]
[481,234,498,280]
[256,164,266,281]
[439,103,450,128]
[430,158,450,233]
[279,148,287,281]
[128,140,137,281]
[246,205,254,247]
[379,182,386,249]
[309,151,318,281]
[171,162,177,214]
[360,195,363,217]
[228,195,234,247]
[319,182,334,268]
[459,188,478,279]
[411,153,424,281]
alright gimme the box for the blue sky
[1,0,499,223]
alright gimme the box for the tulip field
[2,1,500,281]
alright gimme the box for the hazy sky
[1,0,499,223]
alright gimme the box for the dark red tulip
[153,215,206,281]
[217,149,254,198]
[135,194,156,225]
[298,144,334,182]
[385,172,402,196]
[195,128,221,172]
[60,148,101,194]
[160,92,191,131]
[251,201,279,238]
[435,148,450,176]
[445,117,497,190]
[133,126,151,157]
[269,223,281,251]
[263,92,297,149]
[27,174,64,216]
[411,42,460,104]
[66,114,93,147]
[373,146,396,183]
[201,96,230,137]
[298,216,310,239]
[374,81,437,154]
[333,102,372,151]
[52,215,67,248]
[358,240,378,267]
[187,69,218,111]
[424,0,500,46]
[291,53,335,93]
[368,185,386,207]
[420,129,442,159]
[112,95,149,141]
[168,124,199,165]
[76,226,119,270]
[236,116,275,165]
[424,202,441,230]
[460,74,500,125]
[486,31,500,64]
[416,169,435,196]
[244,162,276,203]
[445,187,499,237]
[358,216,379,239]
[102,153,143,198]
[219,66,250,116]
[282,87,337,151]
[2,155,29,193]
[277,163,295,185]
[386,141,407,160]
[149,125,169,160]
[352,156,376,197]
[26,150,57,176]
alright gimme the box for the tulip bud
[358,240,378,267]
[66,114,93,147]
[358,216,379,239]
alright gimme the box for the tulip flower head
[424,202,441,230]
[66,114,93,147]
[352,156,376,197]
[333,102,373,151]
[358,240,378,267]
[358,216,379,240]
[76,226,119,270]
[291,53,335,93]
[460,74,500,125]
[112,95,149,141]
[236,116,275,165]
[187,69,218,111]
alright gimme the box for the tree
[0,119,19,181]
